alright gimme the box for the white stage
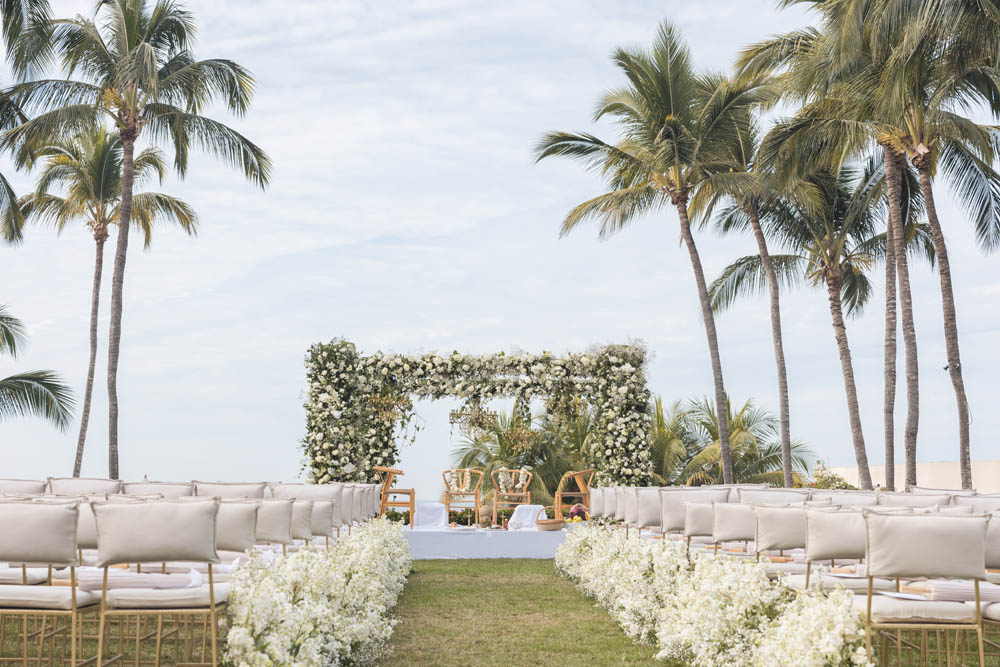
[404,526,568,559]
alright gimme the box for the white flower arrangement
[302,340,652,485]
[555,525,871,667]
[224,518,412,666]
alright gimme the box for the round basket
[536,507,565,531]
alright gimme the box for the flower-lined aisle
[225,518,412,666]
[555,525,870,667]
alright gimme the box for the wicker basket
[536,507,565,531]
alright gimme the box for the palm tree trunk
[825,273,873,490]
[746,206,792,487]
[73,231,106,477]
[914,158,971,488]
[881,187,897,493]
[107,133,137,480]
[675,197,732,484]
[884,148,919,489]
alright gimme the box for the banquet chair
[374,467,415,528]
[787,508,894,593]
[93,498,227,667]
[861,511,989,666]
[442,469,483,526]
[0,500,99,666]
[491,468,532,526]
[752,504,808,577]
[554,469,594,519]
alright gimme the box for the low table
[404,526,567,559]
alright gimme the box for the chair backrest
[254,498,295,544]
[805,508,866,562]
[0,500,80,566]
[374,466,404,495]
[93,498,219,567]
[589,488,606,518]
[0,479,46,495]
[443,469,483,493]
[290,501,314,540]
[877,491,952,507]
[193,481,267,499]
[492,468,532,495]
[215,500,260,552]
[737,488,810,505]
[659,487,731,532]
[636,487,661,529]
[310,501,336,537]
[623,487,639,525]
[684,502,714,538]
[613,487,626,520]
[911,486,976,497]
[270,482,344,526]
[556,469,594,494]
[864,511,989,579]
[123,481,193,498]
[713,502,756,543]
[955,495,1000,513]
[988,513,1000,570]
[809,491,878,506]
[48,477,122,495]
[754,504,807,553]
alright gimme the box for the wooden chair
[374,466,415,529]
[491,468,532,525]
[442,468,483,526]
[554,469,594,518]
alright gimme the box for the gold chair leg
[154,615,163,667]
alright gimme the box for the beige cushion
[589,488,605,518]
[911,486,976,497]
[988,572,1000,585]
[683,502,715,538]
[0,585,99,610]
[340,486,356,524]
[255,499,294,544]
[636,488,661,529]
[93,499,220,566]
[754,505,806,552]
[809,491,878,506]
[718,484,769,503]
[938,505,974,515]
[853,595,976,623]
[0,568,47,585]
[806,509,866,561]
[764,561,808,576]
[738,488,810,505]
[660,488,730,532]
[613,487,626,521]
[622,487,638,526]
[956,496,1000,513]
[0,500,80,566]
[216,501,259,552]
[269,482,341,502]
[713,503,756,542]
[291,501,314,540]
[30,495,109,550]
[310,501,336,537]
[987,513,1000,569]
[193,481,266,499]
[0,480,46,495]
[603,487,618,519]
[107,583,229,609]
[347,484,364,524]
[864,512,988,579]
[48,477,122,496]
[983,602,1000,622]
[122,482,193,498]
[786,573,894,592]
[878,492,952,507]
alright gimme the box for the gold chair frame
[442,469,483,526]
[553,469,594,518]
[375,466,415,528]
[490,468,532,525]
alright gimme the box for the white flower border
[302,339,652,484]
[224,518,412,666]
[555,525,872,666]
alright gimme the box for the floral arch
[302,339,652,485]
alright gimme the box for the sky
[2,1,999,501]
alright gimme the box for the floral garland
[302,339,652,484]
[555,525,871,666]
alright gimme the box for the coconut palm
[1,304,74,428]
[19,125,196,476]
[534,21,768,483]
[4,0,271,478]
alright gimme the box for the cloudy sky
[3,1,998,499]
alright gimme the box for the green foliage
[0,304,73,429]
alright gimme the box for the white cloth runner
[412,502,448,529]
[508,504,545,530]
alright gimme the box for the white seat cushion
[0,568,47,585]
[983,602,1000,622]
[765,561,808,577]
[853,595,976,623]
[785,574,894,592]
[0,585,100,610]
[987,572,1000,585]
[107,583,230,609]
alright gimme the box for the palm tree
[710,163,932,490]
[19,125,196,476]
[534,21,766,483]
[4,0,271,478]
[0,304,74,428]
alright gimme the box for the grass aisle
[379,559,659,667]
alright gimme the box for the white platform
[404,527,567,559]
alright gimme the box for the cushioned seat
[786,574,894,592]
[765,561,808,576]
[983,602,1000,622]
[987,572,1000,585]
[852,595,976,623]
[0,568,47,585]
[107,583,230,609]
[0,585,100,610]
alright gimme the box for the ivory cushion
[955,496,1000,513]
[764,561,808,576]
[878,492,952,507]
[718,484,769,503]
[0,500,79,566]
[193,481,266,499]
[809,491,878,506]
[864,512,988,579]
[911,486,976,497]
[614,488,627,521]
[311,501,336,537]
[123,482,193,498]
[786,573,894,592]
[340,486,356,524]
[806,509,866,561]
[660,488,730,532]
[107,583,230,609]
[852,595,976,623]
[271,482,344,526]
[589,488,605,518]
[0,480,46,495]
[291,501,314,540]
[738,488,810,505]
[48,478,122,496]
[623,488,639,526]
[0,568,47,585]
[636,488,661,529]
[0,585,100,610]
[603,487,617,518]
[216,501,259,552]
[93,499,220,566]
[30,495,111,550]
[754,505,807,552]
[987,513,1000,569]
[938,505,974,515]
[983,602,1000,622]
[683,502,715,538]
[713,503,756,542]
[348,484,364,524]
[255,499,294,544]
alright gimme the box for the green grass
[378,559,661,667]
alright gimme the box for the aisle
[378,559,660,667]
